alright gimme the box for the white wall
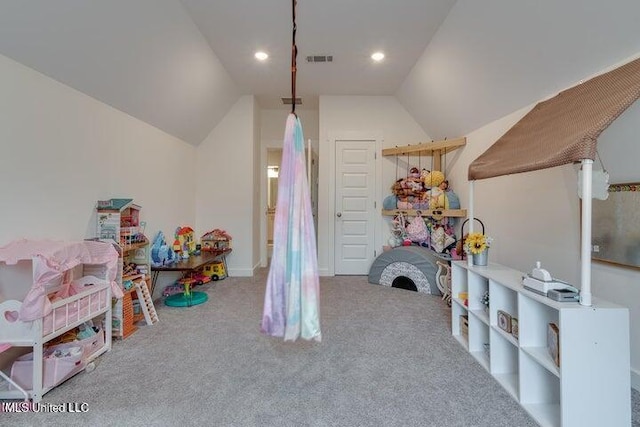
[593,99,640,390]
[196,95,257,276]
[318,95,430,275]
[252,100,261,273]
[0,53,195,248]
[447,83,640,390]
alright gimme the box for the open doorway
[266,148,281,260]
[265,146,318,263]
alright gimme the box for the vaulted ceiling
[0,1,639,145]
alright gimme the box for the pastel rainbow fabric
[261,114,321,341]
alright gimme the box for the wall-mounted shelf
[382,137,467,219]
[382,137,466,171]
[381,209,467,218]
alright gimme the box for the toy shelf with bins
[122,239,151,287]
[96,199,154,339]
[112,239,151,338]
[451,260,631,427]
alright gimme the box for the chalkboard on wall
[591,183,640,269]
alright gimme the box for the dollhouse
[201,229,232,251]
[174,226,196,256]
[96,199,146,248]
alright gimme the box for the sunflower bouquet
[464,232,492,255]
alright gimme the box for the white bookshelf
[451,261,631,427]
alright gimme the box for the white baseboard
[632,367,639,391]
[252,263,262,277]
[239,261,265,277]
[319,268,331,277]
[228,267,254,277]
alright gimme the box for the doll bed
[0,279,110,397]
[0,239,120,402]
[0,276,110,344]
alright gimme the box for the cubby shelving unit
[451,260,631,427]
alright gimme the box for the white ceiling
[0,0,456,144]
[0,1,639,145]
[180,0,456,109]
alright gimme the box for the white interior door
[334,140,377,275]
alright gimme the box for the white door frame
[260,140,283,267]
[327,132,383,275]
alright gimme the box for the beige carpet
[1,270,638,426]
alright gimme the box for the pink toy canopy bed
[0,239,121,401]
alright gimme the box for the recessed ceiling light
[371,52,385,62]
[255,51,269,61]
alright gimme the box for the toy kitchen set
[523,262,580,302]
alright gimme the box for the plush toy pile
[387,212,457,254]
[384,168,460,255]
[384,168,460,211]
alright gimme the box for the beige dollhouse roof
[201,230,231,241]
[468,57,640,180]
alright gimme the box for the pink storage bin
[78,328,105,360]
[10,343,84,390]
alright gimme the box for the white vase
[472,249,488,266]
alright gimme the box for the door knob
[336,212,342,217]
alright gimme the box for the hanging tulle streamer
[261,0,321,341]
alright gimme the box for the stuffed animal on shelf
[426,180,451,210]
[391,167,425,198]
[423,170,445,188]
[388,214,406,247]
[390,166,428,209]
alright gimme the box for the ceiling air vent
[281,97,302,105]
[306,55,333,63]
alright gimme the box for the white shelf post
[580,159,593,306]
[467,180,475,267]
